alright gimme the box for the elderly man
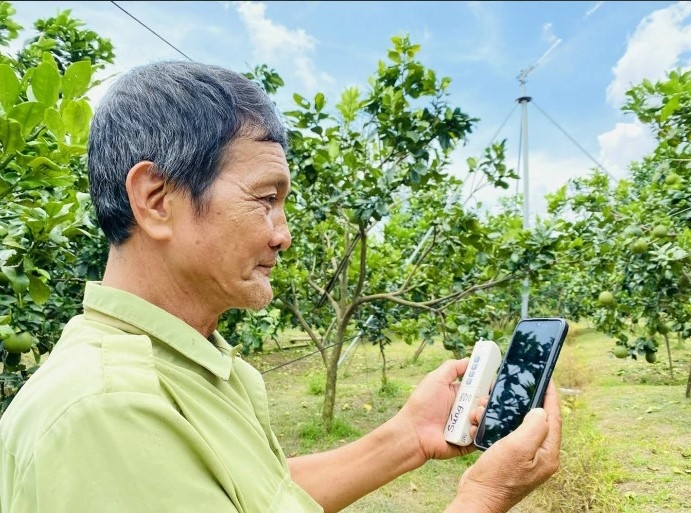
[0,61,561,513]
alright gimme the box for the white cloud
[513,151,596,219]
[234,1,333,91]
[597,121,656,177]
[606,1,691,107]
[235,2,315,61]
[457,2,503,63]
[595,2,691,180]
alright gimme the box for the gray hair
[88,60,287,244]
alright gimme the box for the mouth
[256,263,276,276]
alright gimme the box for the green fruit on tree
[3,332,34,353]
[652,224,668,238]
[665,172,680,185]
[645,351,657,364]
[598,291,615,307]
[631,238,648,254]
[444,321,458,333]
[612,346,629,359]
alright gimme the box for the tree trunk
[412,337,427,363]
[686,361,690,399]
[663,332,674,380]
[321,335,343,432]
[379,341,388,389]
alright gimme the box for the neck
[101,239,219,338]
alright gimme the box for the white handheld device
[444,339,502,446]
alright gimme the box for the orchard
[1,2,689,422]
[541,70,691,395]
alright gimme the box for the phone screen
[474,318,567,450]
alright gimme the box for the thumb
[511,407,549,453]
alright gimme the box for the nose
[270,210,292,252]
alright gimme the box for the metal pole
[517,81,531,319]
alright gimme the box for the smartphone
[473,317,569,451]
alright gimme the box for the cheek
[199,204,272,254]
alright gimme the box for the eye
[262,194,278,206]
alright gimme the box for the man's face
[170,137,292,312]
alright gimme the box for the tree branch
[399,225,437,291]
[352,223,367,302]
[308,276,340,315]
[317,229,360,308]
[353,291,440,313]
[356,272,520,311]
[277,294,324,351]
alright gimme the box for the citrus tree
[0,3,112,411]
[541,69,690,396]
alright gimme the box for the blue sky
[9,1,691,215]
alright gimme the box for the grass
[247,323,691,512]
[512,326,626,513]
[574,327,691,513]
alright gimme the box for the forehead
[221,137,290,183]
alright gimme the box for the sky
[8,1,691,217]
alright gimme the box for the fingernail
[527,408,547,421]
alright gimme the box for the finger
[508,407,550,455]
[540,380,563,454]
[542,379,561,417]
[471,405,485,425]
[432,358,470,384]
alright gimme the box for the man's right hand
[445,380,562,513]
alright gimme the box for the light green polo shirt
[0,282,322,513]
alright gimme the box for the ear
[125,161,174,241]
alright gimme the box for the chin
[242,286,274,311]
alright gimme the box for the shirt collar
[82,281,239,380]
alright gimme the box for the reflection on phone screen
[479,320,561,446]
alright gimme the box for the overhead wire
[514,110,523,199]
[109,1,194,61]
[260,335,360,375]
[464,102,519,204]
[531,99,616,182]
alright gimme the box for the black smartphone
[473,317,569,451]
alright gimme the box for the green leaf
[28,274,51,305]
[0,118,26,154]
[293,93,310,109]
[62,99,92,138]
[8,102,46,138]
[327,138,340,159]
[314,92,325,112]
[660,94,680,122]
[337,86,360,123]
[0,64,21,112]
[62,60,92,99]
[0,249,15,266]
[1,265,30,294]
[387,50,401,64]
[27,156,62,172]
[30,62,60,106]
[0,325,14,340]
[44,107,65,139]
